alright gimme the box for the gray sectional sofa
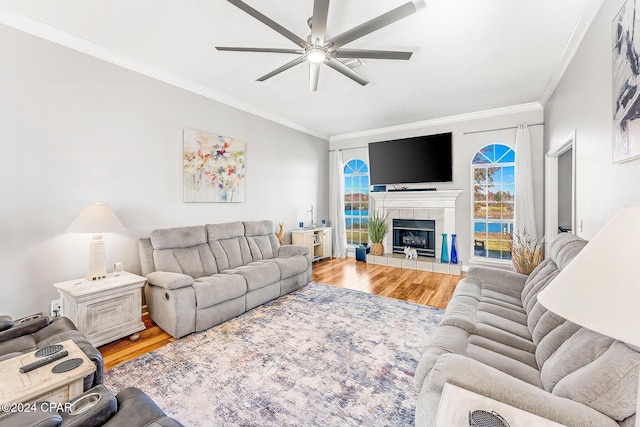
[415,233,639,427]
[138,220,312,338]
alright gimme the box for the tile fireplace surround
[368,189,463,275]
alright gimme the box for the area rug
[104,282,443,426]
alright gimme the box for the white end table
[53,272,146,347]
[435,383,566,427]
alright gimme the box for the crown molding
[539,0,605,105]
[0,7,329,141]
[329,102,543,142]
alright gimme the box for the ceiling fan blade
[311,0,330,45]
[332,49,413,60]
[327,2,416,49]
[257,56,307,82]
[309,63,321,92]
[227,0,308,48]
[216,47,303,54]
[325,59,369,86]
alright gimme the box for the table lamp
[66,203,125,280]
[537,203,640,425]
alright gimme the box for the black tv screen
[368,132,453,185]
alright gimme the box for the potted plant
[510,229,544,275]
[368,212,389,256]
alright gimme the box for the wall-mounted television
[368,132,453,186]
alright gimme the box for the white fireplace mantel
[370,189,463,257]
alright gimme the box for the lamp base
[87,234,107,281]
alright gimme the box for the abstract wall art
[183,128,246,202]
[613,0,640,163]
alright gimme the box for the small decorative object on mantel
[276,223,284,245]
[368,212,389,256]
[440,233,449,263]
[450,234,458,264]
[510,229,544,275]
[183,128,246,202]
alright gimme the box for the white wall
[545,0,640,239]
[0,24,328,318]
[329,106,545,266]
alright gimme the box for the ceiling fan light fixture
[306,48,326,64]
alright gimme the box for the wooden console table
[292,227,332,262]
[0,340,95,407]
[54,272,146,347]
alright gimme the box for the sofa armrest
[426,353,619,427]
[0,312,49,343]
[0,405,61,427]
[467,266,528,293]
[146,272,194,290]
[103,387,185,427]
[278,245,310,257]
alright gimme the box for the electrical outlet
[50,299,61,318]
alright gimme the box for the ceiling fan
[216,0,417,91]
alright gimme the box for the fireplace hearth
[393,219,436,258]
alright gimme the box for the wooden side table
[291,227,332,262]
[435,383,566,426]
[0,340,95,407]
[53,272,146,347]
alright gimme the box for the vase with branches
[510,229,544,275]
[368,212,389,256]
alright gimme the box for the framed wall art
[613,0,640,163]
[183,128,246,202]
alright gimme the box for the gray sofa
[138,220,312,338]
[415,233,640,427]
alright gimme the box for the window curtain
[515,124,538,238]
[330,150,347,258]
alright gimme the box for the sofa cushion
[552,341,640,421]
[153,244,218,279]
[535,320,581,370]
[193,274,246,308]
[540,328,615,392]
[549,233,588,271]
[223,261,280,292]
[466,343,543,388]
[150,226,207,250]
[268,255,309,280]
[481,289,522,308]
[243,220,280,261]
[0,334,36,356]
[206,222,252,270]
[477,311,531,341]
[531,310,566,348]
[521,258,557,311]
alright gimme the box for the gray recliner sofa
[415,233,640,426]
[138,220,312,338]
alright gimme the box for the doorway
[545,131,576,244]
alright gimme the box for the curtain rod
[463,122,545,135]
[328,146,367,152]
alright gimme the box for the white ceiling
[0,0,598,140]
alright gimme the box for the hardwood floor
[99,258,461,370]
[311,257,461,309]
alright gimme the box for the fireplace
[393,219,436,258]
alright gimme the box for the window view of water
[345,209,369,226]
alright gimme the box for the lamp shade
[537,203,640,347]
[66,203,125,234]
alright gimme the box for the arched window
[472,144,515,260]
[344,159,369,245]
